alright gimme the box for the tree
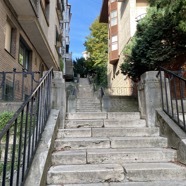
[84,17,108,87]
[73,57,87,77]
[120,0,186,82]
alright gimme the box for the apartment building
[61,0,73,81]
[0,0,68,101]
[100,0,148,95]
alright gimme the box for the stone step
[76,107,101,109]
[92,127,159,137]
[76,108,101,111]
[87,148,176,164]
[110,136,167,148]
[54,137,110,150]
[48,184,109,186]
[77,98,100,104]
[108,181,186,186]
[77,95,94,98]
[104,119,146,128]
[77,104,100,107]
[52,150,87,165]
[76,109,101,112]
[47,181,186,186]
[57,127,159,138]
[51,148,176,166]
[66,112,107,120]
[47,164,124,184]
[57,128,92,138]
[54,136,167,150]
[65,119,104,128]
[76,110,101,112]
[77,103,100,105]
[124,162,186,181]
[108,112,140,120]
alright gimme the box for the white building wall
[107,0,148,96]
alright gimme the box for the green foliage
[59,57,64,71]
[121,0,186,82]
[84,17,108,87]
[0,111,32,177]
[73,57,89,77]
[0,112,14,131]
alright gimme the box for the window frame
[40,0,50,25]
[110,10,117,27]
[111,35,118,51]
[19,38,32,72]
[4,19,17,58]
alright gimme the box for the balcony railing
[158,67,186,131]
[0,69,40,102]
[0,68,53,185]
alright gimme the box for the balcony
[9,0,38,17]
[8,0,59,70]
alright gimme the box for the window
[110,10,117,26]
[19,39,31,71]
[5,20,16,57]
[3,82,13,101]
[41,0,50,23]
[111,35,118,51]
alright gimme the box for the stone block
[57,128,91,138]
[123,162,186,181]
[54,137,110,150]
[92,127,159,137]
[110,137,167,148]
[52,150,86,165]
[65,119,104,128]
[87,148,176,164]
[66,112,107,120]
[47,164,124,184]
[104,119,146,128]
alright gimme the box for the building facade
[100,0,148,95]
[0,0,70,101]
[61,0,73,81]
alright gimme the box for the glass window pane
[5,22,12,52]
[111,18,117,26]
[112,35,118,42]
[112,43,118,51]
[111,10,117,18]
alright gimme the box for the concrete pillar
[138,71,162,127]
[67,95,76,113]
[102,95,110,112]
[51,71,66,128]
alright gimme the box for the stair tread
[48,163,123,172]
[53,147,175,154]
[46,181,186,186]
[56,137,110,141]
[124,162,186,170]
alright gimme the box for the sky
[68,0,102,60]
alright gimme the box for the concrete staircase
[76,78,101,112]
[47,78,186,186]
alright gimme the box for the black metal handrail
[0,67,53,186]
[158,67,186,131]
[0,68,40,102]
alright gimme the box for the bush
[0,112,14,131]
[120,0,186,82]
